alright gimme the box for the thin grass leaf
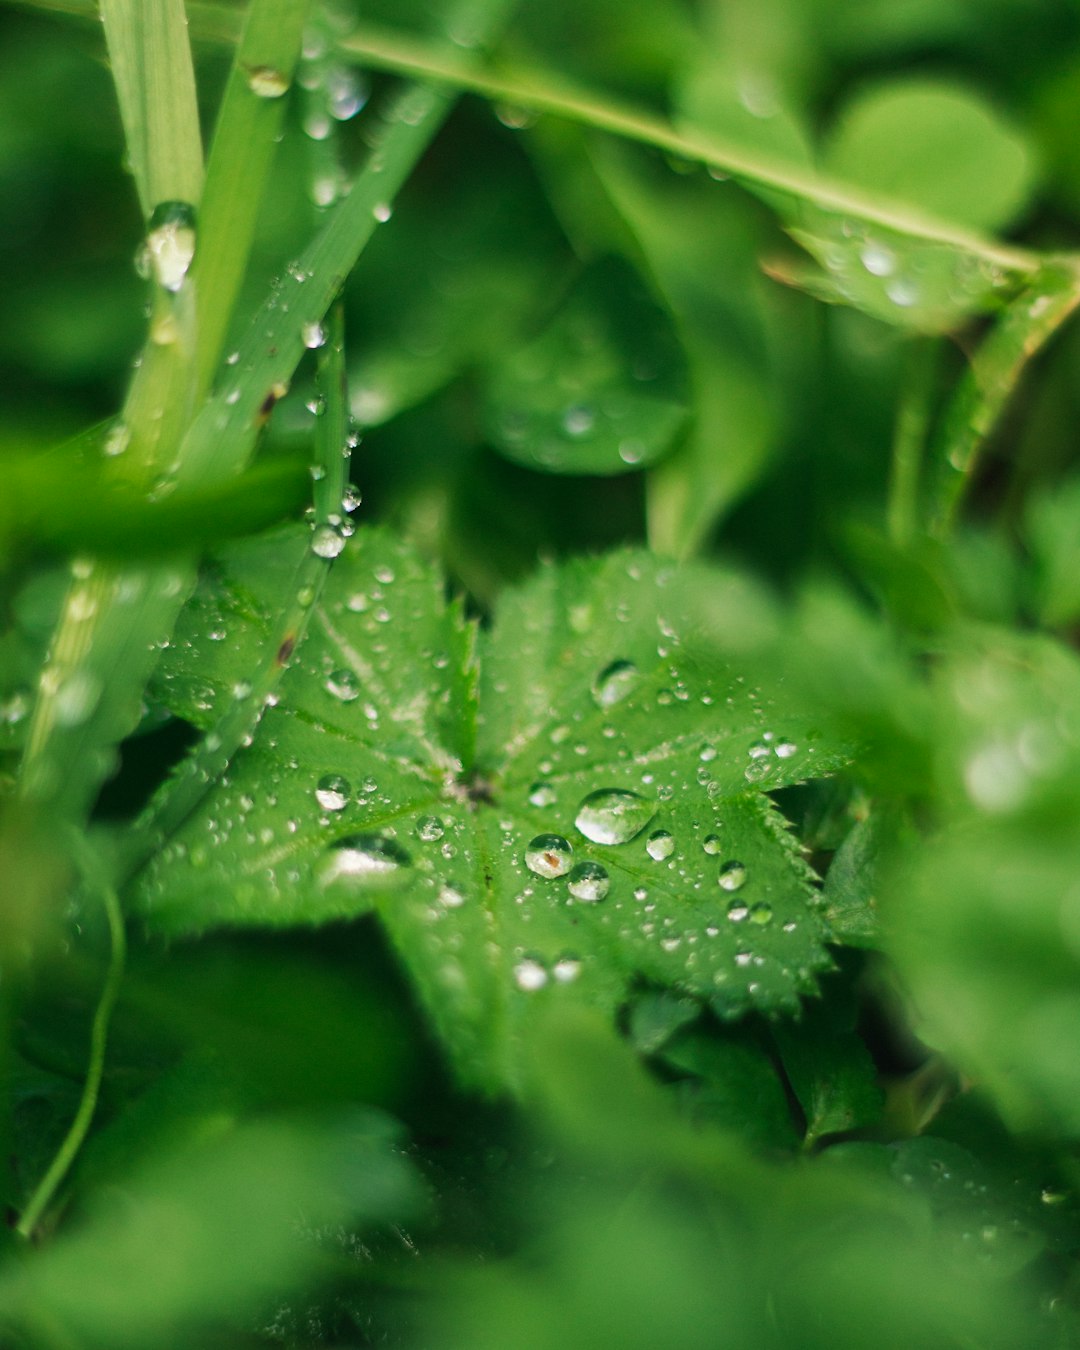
[929,262,1080,537]
[193,0,311,398]
[100,0,203,219]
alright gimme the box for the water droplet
[886,277,918,308]
[774,739,797,759]
[325,667,359,702]
[561,404,595,437]
[718,861,747,891]
[438,883,465,908]
[514,957,548,991]
[54,671,103,727]
[646,830,674,860]
[552,955,582,983]
[702,834,722,855]
[567,861,609,902]
[141,200,197,292]
[574,788,656,845]
[302,320,327,349]
[726,900,749,921]
[528,781,557,808]
[525,834,573,878]
[326,64,368,120]
[247,65,290,98]
[342,484,362,513]
[318,834,411,889]
[312,525,345,559]
[416,815,445,842]
[372,202,393,223]
[591,659,638,709]
[749,902,773,925]
[699,743,718,762]
[314,773,350,811]
[103,422,130,457]
[860,242,895,277]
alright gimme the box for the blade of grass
[120,306,352,882]
[193,0,311,399]
[887,337,940,548]
[100,0,203,219]
[929,262,1080,537]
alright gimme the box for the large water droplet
[416,815,445,842]
[314,773,350,811]
[302,320,327,349]
[318,834,411,889]
[702,833,722,855]
[574,788,656,845]
[142,201,197,292]
[325,667,359,702]
[525,834,574,878]
[326,65,368,120]
[646,830,674,860]
[311,523,345,558]
[514,957,548,991]
[591,659,639,709]
[567,861,609,902]
[718,860,747,892]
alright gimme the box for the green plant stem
[15,871,126,1241]
[929,262,1080,538]
[336,24,1042,275]
[886,337,939,547]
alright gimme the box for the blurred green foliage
[3,0,1080,1346]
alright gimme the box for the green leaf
[481,255,690,475]
[771,985,883,1145]
[820,812,884,948]
[660,1024,800,1150]
[824,80,1036,236]
[0,1111,423,1348]
[135,527,849,1091]
[884,631,1080,1136]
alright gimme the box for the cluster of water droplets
[298,7,369,208]
[795,214,1016,331]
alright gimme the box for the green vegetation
[3,0,1080,1344]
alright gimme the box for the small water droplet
[566,861,609,902]
[514,957,548,991]
[860,242,895,277]
[314,773,350,811]
[528,781,557,807]
[574,788,656,845]
[726,900,749,921]
[718,860,747,891]
[591,659,639,709]
[247,65,290,98]
[561,403,594,437]
[702,834,722,855]
[372,202,393,223]
[312,525,345,558]
[438,882,465,908]
[646,830,674,860]
[699,743,718,762]
[325,667,359,702]
[103,422,130,457]
[302,320,327,349]
[417,815,445,842]
[525,834,574,878]
[318,833,411,889]
[749,902,773,925]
